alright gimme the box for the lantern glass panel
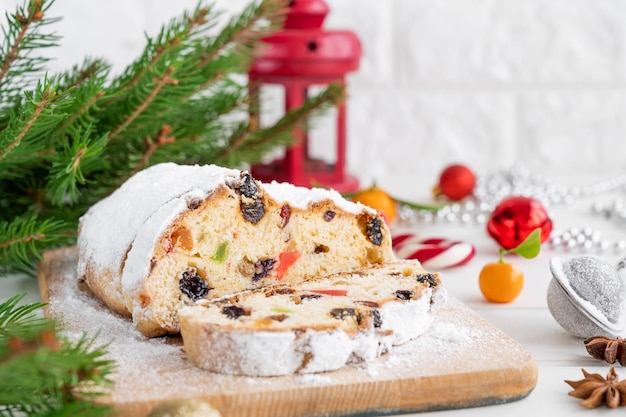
[257,85,285,129]
[306,84,337,170]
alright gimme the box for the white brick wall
[3,0,625,191]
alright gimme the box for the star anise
[584,336,626,365]
[565,367,626,408]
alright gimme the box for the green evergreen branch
[192,0,286,94]
[0,294,48,338]
[0,216,72,275]
[46,126,108,206]
[0,294,113,417]
[0,83,53,161]
[125,124,176,179]
[0,0,45,86]
[0,0,60,109]
[217,83,346,165]
[106,66,178,142]
[0,0,344,412]
[107,4,212,102]
[0,0,340,265]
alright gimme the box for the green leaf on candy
[499,227,542,261]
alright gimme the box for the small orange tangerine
[352,185,397,224]
[478,261,524,303]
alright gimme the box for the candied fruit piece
[276,250,301,280]
[222,305,250,320]
[324,210,336,222]
[252,258,276,282]
[237,258,255,277]
[179,269,210,301]
[270,307,294,314]
[139,293,151,308]
[394,289,414,300]
[211,242,228,264]
[416,273,438,287]
[280,204,291,228]
[310,289,348,297]
[267,314,289,322]
[314,244,329,254]
[171,227,193,251]
[356,300,380,308]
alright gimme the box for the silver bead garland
[398,163,626,255]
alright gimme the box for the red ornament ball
[486,196,553,250]
[437,164,476,200]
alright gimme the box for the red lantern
[249,0,361,192]
[487,196,553,250]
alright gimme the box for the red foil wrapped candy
[486,196,553,250]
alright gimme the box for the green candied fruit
[211,242,228,264]
[270,307,293,314]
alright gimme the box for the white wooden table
[1,170,624,416]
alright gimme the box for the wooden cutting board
[38,247,537,417]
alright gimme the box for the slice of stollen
[179,260,446,377]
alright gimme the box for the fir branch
[108,4,212,101]
[106,66,178,142]
[0,0,60,109]
[0,216,72,275]
[54,59,110,133]
[192,0,286,94]
[0,83,53,161]
[46,126,107,206]
[0,0,45,86]
[0,0,341,274]
[0,294,113,417]
[127,124,176,178]
[0,294,48,339]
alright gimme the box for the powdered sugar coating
[263,180,373,214]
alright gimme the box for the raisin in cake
[77,163,395,337]
[179,260,445,376]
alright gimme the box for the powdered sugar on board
[38,247,537,417]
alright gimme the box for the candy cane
[392,232,475,269]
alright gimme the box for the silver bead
[566,238,578,251]
[474,213,487,224]
[463,200,476,212]
[597,240,611,253]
